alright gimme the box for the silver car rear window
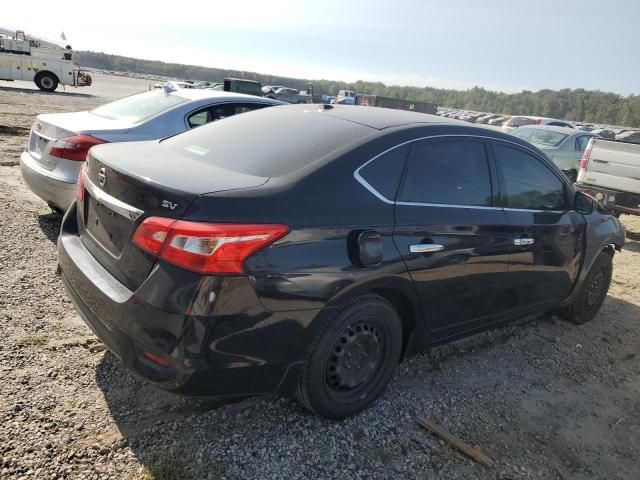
[90,91,188,123]
[512,128,569,147]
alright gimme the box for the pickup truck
[576,138,640,215]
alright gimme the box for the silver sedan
[20,88,283,211]
[509,125,596,182]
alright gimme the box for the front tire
[35,72,59,92]
[561,251,613,324]
[296,294,402,419]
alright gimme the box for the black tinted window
[399,139,492,206]
[494,143,565,210]
[358,144,409,200]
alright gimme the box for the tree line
[75,51,640,127]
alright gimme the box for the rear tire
[296,294,402,419]
[35,72,59,92]
[561,251,613,324]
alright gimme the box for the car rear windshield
[90,91,188,123]
[506,117,536,127]
[511,128,569,147]
[162,107,374,177]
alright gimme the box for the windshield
[90,91,188,123]
[512,127,569,147]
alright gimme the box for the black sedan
[58,105,625,419]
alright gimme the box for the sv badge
[161,200,178,210]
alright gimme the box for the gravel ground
[1,80,639,480]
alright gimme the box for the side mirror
[575,190,594,214]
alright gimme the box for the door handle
[513,238,535,246]
[410,244,444,253]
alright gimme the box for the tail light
[132,218,289,275]
[77,164,86,201]
[49,135,107,161]
[577,140,593,182]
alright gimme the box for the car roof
[306,104,459,130]
[514,124,584,135]
[168,88,276,103]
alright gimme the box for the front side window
[494,143,566,210]
[399,139,492,207]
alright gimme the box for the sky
[4,0,640,95]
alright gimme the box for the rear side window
[357,144,409,201]
[398,139,492,207]
[494,143,566,210]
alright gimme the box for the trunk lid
[78,141,269,291]
[28,112,132,170]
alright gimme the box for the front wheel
[296,294,402,419]
[34,72,59,92]
[561,251,613,324]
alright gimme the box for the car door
[492,141,585,312]
[392,137,513,341]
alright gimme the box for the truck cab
[335,90,357,105]
[0,26,91,91]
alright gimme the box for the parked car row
[438,108,640,143]
[19,94,625,420]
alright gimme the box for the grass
[18,335,47,346]
[141,453,224,480]
[372,448,394,464]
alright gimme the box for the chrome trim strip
[503,207,566,213]
[397,201,501,210]
[513,238,535,246]
[83,174,144,221]
[31,129,56,141]
[353,134,562,210]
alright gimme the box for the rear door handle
[513,238,535,246]
[410,244,444,253]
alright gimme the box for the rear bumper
[575,183,640,215]
[20,151,76,211]
[58,202,314,396]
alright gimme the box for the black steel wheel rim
[42,77,54,89]
[324,320,384,400]
[585,269,605,310]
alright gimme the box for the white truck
[0,26,91,92]
[576,138,640,216]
